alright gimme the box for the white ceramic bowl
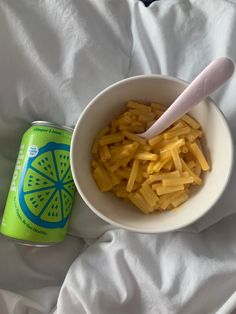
[71,75,234,233]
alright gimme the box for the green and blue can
[0,121,76,246]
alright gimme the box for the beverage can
[0,121,76,246]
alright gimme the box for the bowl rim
[71,74,234,233]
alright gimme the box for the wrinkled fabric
[0,0,236,313]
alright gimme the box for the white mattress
[0,0,236,313]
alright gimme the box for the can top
[32,121,73,133]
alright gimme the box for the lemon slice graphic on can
[18,142,75,228]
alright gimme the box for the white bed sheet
[0,0,236,313]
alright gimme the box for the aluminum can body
[0,121,75,245]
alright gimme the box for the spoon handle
[141,57,234,139]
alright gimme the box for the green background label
[1,125,75,244]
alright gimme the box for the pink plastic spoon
[140,57,234,139]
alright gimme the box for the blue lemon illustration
[18,142,75,228]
